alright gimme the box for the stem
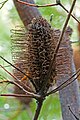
[17,0,58,7]
[46,68,80,96]
[33,100,43,120]
[0,0,8,9]
[0,56,37,90]
[0,80,40,99]
[0,93,35,98]
[0,56,31,79]
[59,3,80,24]
[53,0,77,63]
[0,64,19,81]
[68,106,79,120]
[0,64,33,92]
[40,0,77,93]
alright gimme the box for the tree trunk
[56,32,80,119]
[13,0,41,27]
[13,0,80,119]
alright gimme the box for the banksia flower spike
[27,17,56,93]
[11,17,56,95]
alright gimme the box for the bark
[13,0,80,119]
[13,0,41,27]
[56,29,80,120]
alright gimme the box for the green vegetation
[0,94,62,120]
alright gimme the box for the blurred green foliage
[0,0,80,120]
[0,94,62,120]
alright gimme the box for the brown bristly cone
[11,17,73,99]
[27,17,56,92]
[11,17,56,94]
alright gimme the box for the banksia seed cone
[27,17,56,92]
[11,17,56,94]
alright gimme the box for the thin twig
[17,0,58,7]
[0,56,38,90]
[0,56,31,79]
[0,0,8,9]
[0,64,33,92]
[17,0,80,23]
[68,106,79,120]
[40,0,77,93]
[59,3,80,24]
[0,64,19,81]
[0,80,40,99]
[0,93,35,98]
[51,0,77,68]
[33,100,43,120]
[46,68,80,96]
